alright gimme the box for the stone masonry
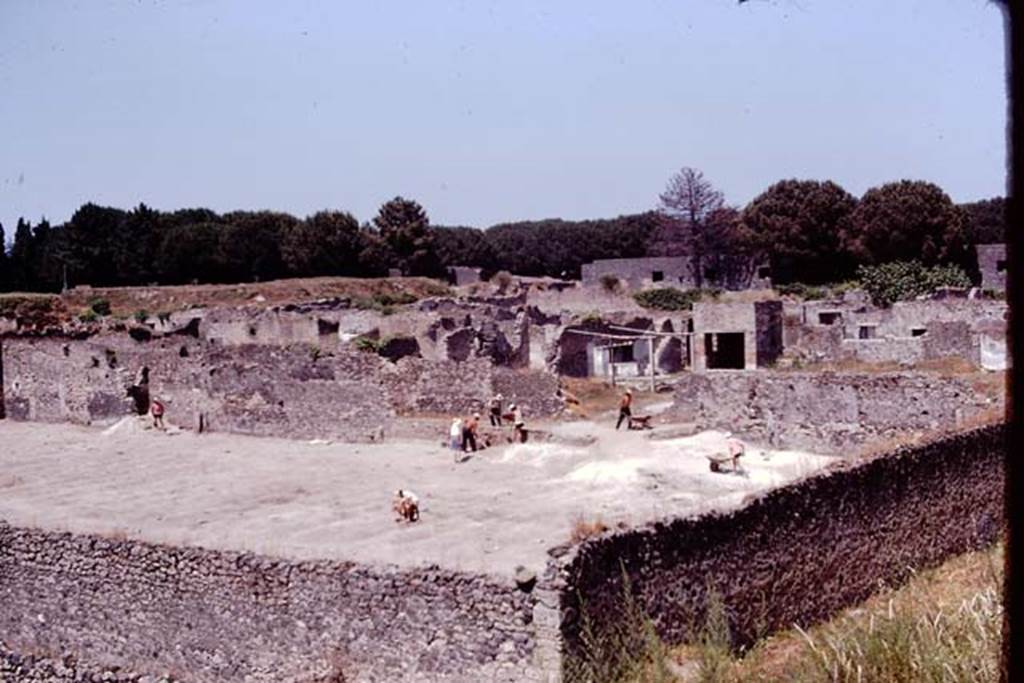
[670,370,1002,452]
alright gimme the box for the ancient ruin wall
[0,522,561,682]
[557,425,1005,669]
[0,336,564,441]
[670,370,1002,452]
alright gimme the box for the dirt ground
[0,418,834,578]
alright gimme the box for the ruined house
[580,255,772,291]
[977,243,1007,291]
[690,301,784,371]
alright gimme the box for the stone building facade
[690,301,783,372]
[580,255,771,291]
[977,243,1007,291]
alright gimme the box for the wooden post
[649,336,656,392]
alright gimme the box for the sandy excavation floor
[0,419,835,577]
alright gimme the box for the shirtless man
[463,413,480,452]
[615,389,632,430]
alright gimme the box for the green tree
[656,167,726,287]
[741,179,857,284]
[156,222,223,284]
[432,226,498,275]
[282,210,363,276]
[357,225,397,276]
[216,211,296,282]
[372,197,442,277]
[960,197,1006,245]
[8,218,35,290]
[110,203,160,286]
[62,203,128,286]
[0,222,7,290]
[848,181,970,270]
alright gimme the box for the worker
[615,389,633,430]
[449,417,463,459]
[510,403,526,443]
[151,398,166,430]
[463,413,480,452]
[488,393,504,427]
[725,434,745,472]
[392,489,420,523]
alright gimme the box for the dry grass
[670,544,1003,682]
[59,276,451,319]
[560,377,661,420]
[570,513,610,544]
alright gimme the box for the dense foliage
[484,213,659,279]
[741,180,858,284]
[847,181,971,270]
[632,287,720,311]
[960,197,1006,245]
[0,175,1005,292]
[856,260,972,307]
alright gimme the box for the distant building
[447,266,483,286]
[976,243,1007,291]
[580,255,771,291]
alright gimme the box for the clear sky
[0,0,1008,234]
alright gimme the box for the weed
[570,513,609,544]
[633,287,721,311]
[87,297,112,316]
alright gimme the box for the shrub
[633,287,719,311]
[599,274,622,293]
[79,308,98,323]
[354,336,383,353]
[857,260,971,307]
[492,270,514,292]
[133,309,150,323]
[373,291,417,307]
[87,297,111,316]
[776,282,828,300]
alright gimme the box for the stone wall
[0,522,560,682]
[580,256,770,291]
[0,334,565,441]
[782,298,1007,367]
[977,243,1007,290]
[670,370,1002,452]
[556,425,1005,672]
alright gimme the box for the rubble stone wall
[0,335,564,441]
[670,370,1002,452]
[0,522,560,682]
[557,425,1005,671]
[977,243,1007,291]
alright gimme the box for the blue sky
[0,0,1008,233]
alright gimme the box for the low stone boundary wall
[0,523,561,682]
[671,370,1002,452]
[555,425,1005,675]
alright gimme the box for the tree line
[0,177,1007,292]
